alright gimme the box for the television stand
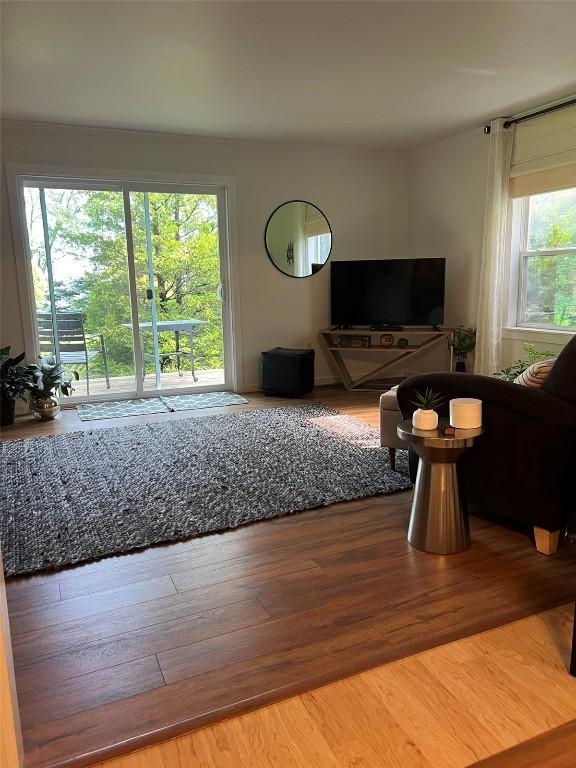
[319,327,453,390]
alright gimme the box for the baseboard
[238,375,339,394]
[314,375,340,386]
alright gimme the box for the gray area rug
[1,405,410,576]
[76,391,249,420]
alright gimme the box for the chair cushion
[379,386,400,412]
[514,358,556,388]
[542,335,576,404]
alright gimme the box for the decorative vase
[412,408,438,430]
[455,359,466,372]
[30,394,60,421]
[0,399,16,427]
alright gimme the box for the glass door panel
[23,185,137,398]
[129,190,225,392]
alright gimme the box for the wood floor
[91,603,576,768]
[4,388,576,768]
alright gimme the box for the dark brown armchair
[397,334,576,554]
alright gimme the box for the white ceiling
[2,0,576,149]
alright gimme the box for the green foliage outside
[524,188,576,327]
[25,189,224,382]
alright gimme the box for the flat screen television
[330,258,446,328]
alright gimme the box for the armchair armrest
[397,373,576,435]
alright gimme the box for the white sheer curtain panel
[475,118,515,375]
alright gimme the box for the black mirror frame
[264,200,333,279]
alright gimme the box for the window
[511,186,576,329]
[305,233,331,272]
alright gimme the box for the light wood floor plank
[95,604,576,768]
[366,658,503,766]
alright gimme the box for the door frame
[6,164,242,398]
[0,544,23,768]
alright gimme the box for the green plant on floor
[411,388,444,412]
[1,346,35,426]
[493,343,556,381]
[27,355,79,397]
[448,327,477,361]
[0,347,32,401]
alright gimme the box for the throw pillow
[514,358,556,388]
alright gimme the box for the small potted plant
[27,355,79,421]
[411,388,444,430]
[0,347,33,427]
[449,327,476,372]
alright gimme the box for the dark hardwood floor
[4,388,576,768]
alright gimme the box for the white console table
[319,327,453,390]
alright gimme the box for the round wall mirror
[265,200,332,278]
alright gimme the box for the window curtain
[474,118,515,375]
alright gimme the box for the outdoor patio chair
[37,312,110,396]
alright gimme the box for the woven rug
[76,391,248,421]
[0,405,409,576]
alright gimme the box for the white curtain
[474,118,515,375]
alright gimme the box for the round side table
[397,418,482,555]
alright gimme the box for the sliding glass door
[129,190,224,393]
[21,179,229,400]
[23,185,137,398]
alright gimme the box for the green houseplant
[0,347,33,427]
[27,355,79,421]
[449,327,476,372]
[411,388,444,431]
[494,344,555,382]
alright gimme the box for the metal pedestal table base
[397,418,483,555]
[409,458,469,554]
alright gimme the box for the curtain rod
[484,96,576,134]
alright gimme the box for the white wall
[408,126,574,369]
[408,127,489,329]
[0,120,409,390]
[6,119,566,389]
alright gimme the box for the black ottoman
[261,347,315,397]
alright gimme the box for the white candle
[449,397,482,429]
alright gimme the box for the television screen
[330,258,445,327]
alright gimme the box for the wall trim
[0,547,23,768]
[239,374,339,394]
[502,326,574,345]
